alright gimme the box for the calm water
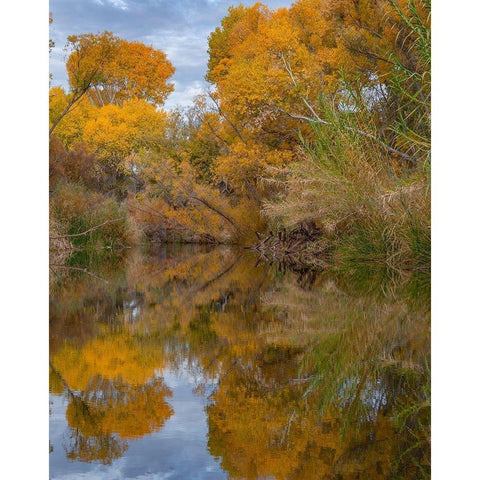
[49,245,430,479]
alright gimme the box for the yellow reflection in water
[50,245,429,476]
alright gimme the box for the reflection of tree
[203,269,430,479]
[50,330,173,464]
[66,376,173,439]
[50,363,125,465]
[63,376,173,464]
[205,348,404,480]
[50,245,429,476]
[66,425,126,465]
[49,253,136,355]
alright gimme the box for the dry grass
[263,0,430,273]
[50,182,141,251]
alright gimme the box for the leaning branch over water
[190,195,240,233]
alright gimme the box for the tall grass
[263,0,430,272]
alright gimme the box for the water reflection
[50,245,430,479]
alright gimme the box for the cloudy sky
[49,0,291,110]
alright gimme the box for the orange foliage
[204,0,430,198]
[66,376,173,440]
[66,31,175,107]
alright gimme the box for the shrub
[50,182,140,250]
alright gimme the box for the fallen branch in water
[252,221,324,255]
[250,222,331,279]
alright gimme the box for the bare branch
[208,91,247,145]
[275,56,418,165]
[49,65,100,135]
[49,86,90,135]
[49,218,122,239]
[190,195,241,233]
[280,53,326,124]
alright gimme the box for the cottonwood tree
[49,31,174,135]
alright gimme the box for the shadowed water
[50,245,430,479]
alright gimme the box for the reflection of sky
[49,369,226,480]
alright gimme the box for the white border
[2,0,49,478]
[2,0,479,477]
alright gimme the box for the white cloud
[108,0,129,10]
[164,80,207,110]
[50,0,293,108]
[141,29,210,68]
[93,0,130,10]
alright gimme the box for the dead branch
[278,54,417,165]
[208,91,247,145]
[49,218,122,240]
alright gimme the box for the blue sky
[49,0,291,110]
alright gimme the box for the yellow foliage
[214,140,293,189]
[66,31,175,107]
[82,99,167,171]
[50,91,167,178]
[50,87,95,148]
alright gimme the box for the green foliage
[388,0,431,159]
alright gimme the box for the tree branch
[208,91,247,145]
[49,87,90,135]
[190,195,241,233]
[277,53,417,164]
[49,218,122,239]
[49,64,100,135]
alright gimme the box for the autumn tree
[49,31,174,135]
[50,86,168,196]
[205,0,430,181]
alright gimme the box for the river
[49,244,430,479]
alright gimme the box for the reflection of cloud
[134,473,175,480]
[49,0,292,109]
[50,367,225,479]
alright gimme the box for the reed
[263,0,430,272]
